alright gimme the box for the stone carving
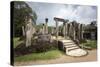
[25,18,34,47]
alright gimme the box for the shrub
[34,40,57,53]
[14,40,58,56]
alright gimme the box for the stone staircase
[51,36,88,57]
[59,39,88,57]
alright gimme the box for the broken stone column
[42,24,45,34]
[45,18,48,34]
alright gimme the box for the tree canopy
[13,1,37,37]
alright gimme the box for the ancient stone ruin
[54,17,87,57]
[21,16,88,56]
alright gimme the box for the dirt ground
[14,49,97,66]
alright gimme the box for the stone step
[68,47,80,52]
[63,43,75,46]
[64,45,78,48]
[60,40,73,43]
[57,38,88,57]
[63,42,75,44]
[66,47,79,51]
[63,44,76,46]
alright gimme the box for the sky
[26,2,97,26]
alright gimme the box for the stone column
[73,28,76,40]
[67,23,70,36]
[45,18,48,34]
[69,23,72,37]
[55,20,58,40]
[63,22,67,39]
[80,24,83,40]
[65,20,69,39]
[81,24,84,40]
[22,26,25,36]
[63,22,65,38]
[25,18,33,47]
[42,24,45,34]
[73,23,76,40]
[78,24,81,40]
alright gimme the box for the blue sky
[26,2,97,26]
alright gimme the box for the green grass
[14,37,63,62]
[14,50,63,62]
[13,37,23,48]
[80,40,97,49]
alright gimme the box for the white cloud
[27,2,97,26]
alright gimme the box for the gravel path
[14,49,97,66]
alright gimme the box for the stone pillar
[25,18,33,47]
[63,22,67,39]
[67,23,70,36]
[73,28,76,40]
[81,24,84,40]
[45,18,48,34]
[78,24,80,40]
[80,24,83,40]
[65,20,69,39]
[69,23,72,37]
[73,23,76,40]
[42,24,45,34]
[63,22,65,38]
[65,23,67,39]
[22,26,25,36]
[55,20,58,40]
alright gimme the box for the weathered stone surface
[37,34,52,42]
[58,38,87,57]
[25,18,34,47]
[66,49,87,57]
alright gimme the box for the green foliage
[13,37,23,48]
[13,1,37,37]
[80,40,97,49]
[34,41,57,53]
[48,26,52,33]
[85,40,97,49]
[15,50,62,62]
[14,37,58,56]
[80,39,87,44]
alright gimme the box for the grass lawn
[13,37,63,62]
[13,37,23,48]
[14,49,63,62]
[80,40,97,49]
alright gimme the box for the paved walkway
[14,49,97,66]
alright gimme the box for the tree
[12,1,37,37]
